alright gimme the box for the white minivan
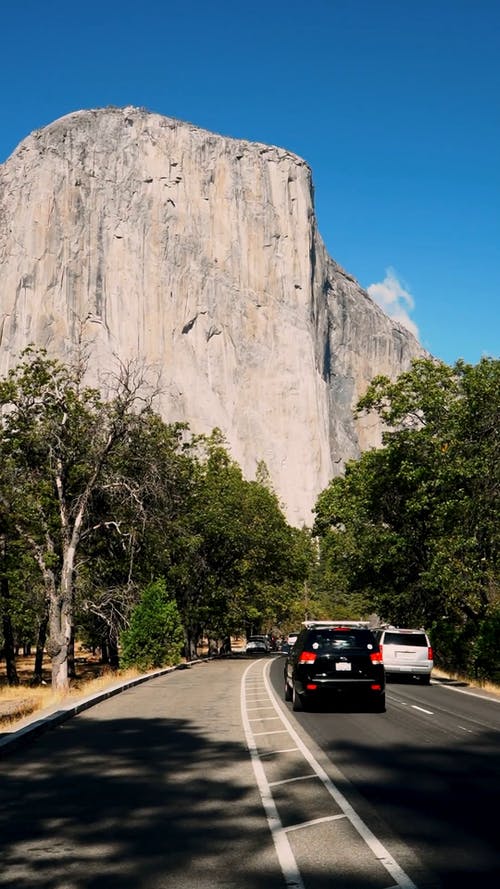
[375,626,434,684]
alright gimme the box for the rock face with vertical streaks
[0,106,426,526]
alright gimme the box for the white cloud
[367,267,419,339]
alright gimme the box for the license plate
[335,662,351,671]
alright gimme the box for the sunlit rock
[0,107,425,526]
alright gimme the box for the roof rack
[302,620,371,629]
[374,625,426,632]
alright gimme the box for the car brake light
[298,651,317,665]
[371,684,382,691]
[306,683,318,690]
[370,650,383,663]
[428,646,433,660]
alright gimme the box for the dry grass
[432,666,500,696]
[0,653,144,732]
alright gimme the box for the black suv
[284,621,385,712]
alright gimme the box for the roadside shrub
[119,579,184,670]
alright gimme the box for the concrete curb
[0,659,208,757]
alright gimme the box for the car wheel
[420,675,431,685]
[284,676,293,702]
[292,684,304,712]
[373,694,386,712]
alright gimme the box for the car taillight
[306,683,318,690]
[298,651,317,665]
[370,650,383,663]
[428,646,433,660]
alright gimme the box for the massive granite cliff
[0,106,425,526]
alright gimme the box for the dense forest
[314,355,499,684]
[1,348,498,689]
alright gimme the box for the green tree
[313,357,500,679]
[75,413,199,666]
[162,431,311,653]
[119,578,184,670]
[0,348,160,691]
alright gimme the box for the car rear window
[308,630,375,651]
[383,632,427,646]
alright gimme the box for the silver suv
[374,626,433,684]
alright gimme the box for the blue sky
[1,0,498,365]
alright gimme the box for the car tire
[373,694,386,712]
[420,675,431,685]
[292,684,304,712]
[284,677,293,702]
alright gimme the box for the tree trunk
[1,575,19,687]
[49,543,76,691]
[184,628,198,661]
[107,632,119,670]
[49,585,72,692]
[68,625,76,679]
[33,610,49,685]
[101,637,109,665]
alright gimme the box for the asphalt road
[0,655,499,889]
[268,655,500,889]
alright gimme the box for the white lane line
[285,813,347,833]
[253,729,290,736]
[438,684,500,703]
[260,747,300,756]
[247,706,276,711]
[262,661,418,889]
[269,775,317,788]
[241,660,306,889]
[249,716,283,722]
[411,705,434,715]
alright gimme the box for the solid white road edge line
[262,659,419,889]
[241,659,306,889]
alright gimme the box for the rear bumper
[296,677,385,696]
[384,663,433,675]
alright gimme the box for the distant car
[245,635,270,654]
[284,620,385,712]
[279,631,300,655]
[374,626,434,684]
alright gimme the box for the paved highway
[0,655,498,888]
[268,655,500,889]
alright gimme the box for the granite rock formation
[0,106,425,526]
